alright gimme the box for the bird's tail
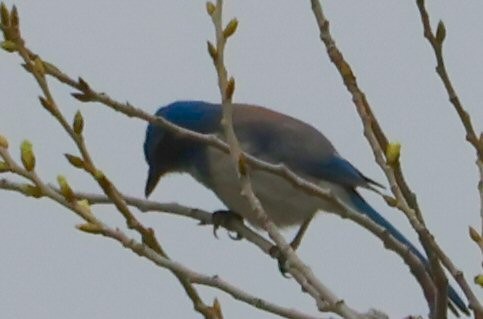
[348,190,469,316]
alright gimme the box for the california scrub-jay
[143,100,468,315]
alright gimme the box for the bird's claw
[211,210,244,240]
[269,245,292,278]
[213,223,220,239]
[228,231,243,240]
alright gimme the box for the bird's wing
[233,104,380,189]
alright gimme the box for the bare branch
[413,0,483,315]
[0,6,224,317]
[308,1,455,315]
[414,2,483,307]
[99,226,324,319]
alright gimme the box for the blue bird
[144,100,468,315]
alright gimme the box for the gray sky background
[1,1,482,318]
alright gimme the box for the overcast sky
[1,1,482,318]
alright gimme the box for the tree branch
[0,5,224,317]
[413,0,483,315]
[308,1,454,316]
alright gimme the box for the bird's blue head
[143,100,221,197]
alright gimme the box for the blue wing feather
[306,155,373,188]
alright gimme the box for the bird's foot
[270,217,313,277]
[211,210,244,240]
[269,245,293,278]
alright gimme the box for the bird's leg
[211,210,244,240]
[289,215,314,250]
[270,215,315,276]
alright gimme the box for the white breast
[189,148,343,229]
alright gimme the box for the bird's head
[144,122,177,197]
[143,101,221,197]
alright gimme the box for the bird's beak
[144,168,162,198]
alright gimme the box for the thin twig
[414,0,483,315]
[1,7,222,317]
[100,226,324,319]
[0,148,98,224]
[308,1,453,316]
[415,0,483,260]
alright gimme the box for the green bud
[77,199,90,210]
[207,41,217,61]
[206,2,215,15]
[0,161,9,172]
[469,226,481,243]
[385,142,401,167]
[0,134,9,148]
[474,274,483,287]
[22,184,42,198]
[225,76,235,100]
[212,298,223,318]
[383,195,398,207]
[38,96,55,114]
[1,40,16,52]
[10,5,18,27]
[223,18,238,39]
[238,153,247,176]
[76,223,102,234]
[78,77,90,91]
[20,140,35,171]
[435,20,446,44]
[73,110,84,135]
[1,3,10,26]
[57,175,75,202]
[64,153,85,169]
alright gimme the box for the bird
[143,100,469,315]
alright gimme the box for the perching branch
[0,177,276,255]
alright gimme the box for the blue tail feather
[348,191,469,315]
